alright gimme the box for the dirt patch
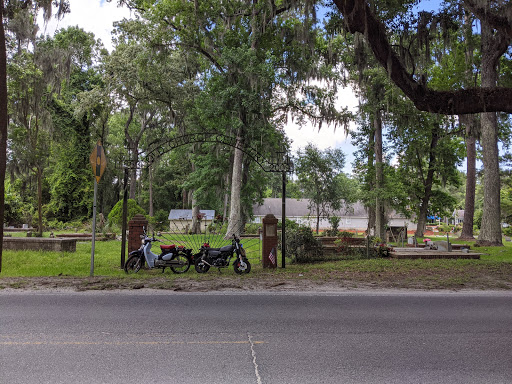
[1,263,512,293]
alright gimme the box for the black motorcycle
[194,234,251,274]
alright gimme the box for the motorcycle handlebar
[143,236,161,243]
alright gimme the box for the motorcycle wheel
[194,258,210,273]
[170,253,190,274]
[233,258,251,274]
[124,255,142,274]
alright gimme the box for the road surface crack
[248,333,262,384]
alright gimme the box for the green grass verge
[0,235,511,291]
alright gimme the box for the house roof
[168,209,216,220]
[252,198,367,218]
[453,210,464,220]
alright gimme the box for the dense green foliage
[107,199,146,227]
[0,1,510,255]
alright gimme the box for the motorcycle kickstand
[161,267,165,273]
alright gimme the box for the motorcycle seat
[220,245,234,252]
[207,245,233,252]
[160,244,176,250]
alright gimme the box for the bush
[46,220,66,231]
[148,209,169,232]
[107,199,146,227]
[244,223,261,234]
[438,223,452,233]
[278,218,300,231]
[283,224,322,263]
[324,216,341,236]
[4,181,23,226]
[208,221,227,234]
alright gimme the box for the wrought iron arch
[144,132,293,173]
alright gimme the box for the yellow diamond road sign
[90,141,107,183]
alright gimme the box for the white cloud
[284,86,359,173]
[285,86,358,152]
[38,0,133,51]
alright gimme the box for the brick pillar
[262,214,278,268]
[128,214,148,253]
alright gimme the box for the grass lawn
[0,234,511,291]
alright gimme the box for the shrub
[108,199,146,227]
[208,221,227,234]
[46,220,66,231]
[148,209,169,232]
[283,224,322,263]
[324,216,341,236]
[244,223,261,234]
[278,218,300,231]
[438,223,452,233]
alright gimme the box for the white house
[168,209,216,232]
[452,209,464,225]
[252,198,417,231]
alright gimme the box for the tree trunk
[128,143,138,199]
[182,189,187,209]
[415,195,430,238]
[225,131,244,238]
[459,14,476,241]
[316,205,320,234]
[414,126,439,237]
[223,154,234,222]
[459,115,476,240]
[37,167,43,237]
[374,109,385,240]
[223,180,229,221]
[0,0,7,272]
[191,198,201,234]
[477,20,502,246]
[366,125,375,236]
[148,164,154,217]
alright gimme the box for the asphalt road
[1,290,511,384]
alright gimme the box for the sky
[38,0,360,172]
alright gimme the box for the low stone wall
[3,237,76,252]
[57,233,115,241]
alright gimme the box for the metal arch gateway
[144,132,292,268]
[145,132,293,173]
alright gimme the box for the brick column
[128,214,148,253]
[262,214,278,268]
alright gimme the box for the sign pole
[89,140,107,277]
[90,178,98,277]
[282,170,286,268]
[120,167,129,268]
